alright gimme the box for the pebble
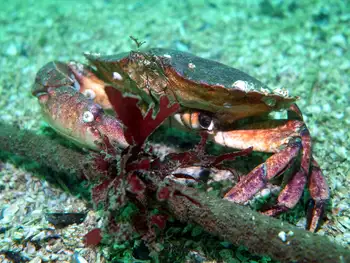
[31,231,46,241]
[25,242,36,255]
[6,44,18,56]
[51,241,64,253]
[13,231,24,240]
[29,257,42,263]
[1,204,19,222]
[72,252,88,263]
[330,34,347,49]
[45,212,87,227]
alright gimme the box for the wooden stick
[0,122,349,263]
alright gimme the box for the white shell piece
[287,231,294,237]
[232,80,248,92]
[223,102,232,108]
[113,71,123,81]
[260,87,270,95]
[273,87,289,97]
[82,89,96,100]
[188,62,196,69]
[278,231,287,242]
[83,111,94,123]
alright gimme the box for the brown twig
[0,122,349,263]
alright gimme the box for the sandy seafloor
[0,0,349,262]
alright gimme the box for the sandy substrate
[0,0,349,262]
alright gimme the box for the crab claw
[32,61,75,97]
[35,85,128,151]
[33,61,112,110]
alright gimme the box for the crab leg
[214,119,329,231]
[288,104,329,231]
[307,159,329,231]
[215,120,305,200]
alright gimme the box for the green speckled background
[0,0,349,261]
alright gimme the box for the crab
[32,48,329,232]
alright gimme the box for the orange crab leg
[215,120,305,200]
[214,119,329,231]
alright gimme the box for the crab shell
[84,48,297,126]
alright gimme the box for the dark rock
[45,212,87,227]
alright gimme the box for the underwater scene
[0,0,349,262]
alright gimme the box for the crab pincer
[32,61,128,151]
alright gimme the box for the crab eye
[198,113,214,130]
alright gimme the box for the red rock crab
[32,48,329,232]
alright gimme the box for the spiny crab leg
[214,116,329,232]
[32,62,128,151]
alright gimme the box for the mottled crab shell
[32,61,74,96]
[85,48,297,124]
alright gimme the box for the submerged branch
[0,122,349,263]
[0,122,99,180]
[166,183,349,263]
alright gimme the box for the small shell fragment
[82,111,94,123]
[223,102,232,108]
[82,89,96,100]
[113,71,123,81]
[260,87,270,95]
[163,54,172,59]
[278,231,287,242]
[188,62,196,69]
[232,80,249,92]
[273,87,289,97]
